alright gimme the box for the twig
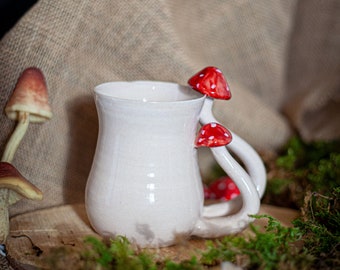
[11,235,43,256]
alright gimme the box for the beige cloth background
[0,0,339,216]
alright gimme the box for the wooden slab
[7,204,299,269]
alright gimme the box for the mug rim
[94,80,205,104]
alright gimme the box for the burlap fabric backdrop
[0,0,339,216]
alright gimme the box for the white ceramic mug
[85,81,266,247]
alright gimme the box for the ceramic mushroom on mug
[195,122,241,201]
[188,66,266,201]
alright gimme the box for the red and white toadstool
[188,66,231,101]
[195,122,232,148]
[188,66,266,199]
[188,66,231,131]
[195,123,240,201]
[207,176,240,201]
[187,67,267,236]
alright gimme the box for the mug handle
[191,100,266,238]
[202,131,267,218]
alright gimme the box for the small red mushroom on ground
[203,184,212,199]
[207,176,240,201]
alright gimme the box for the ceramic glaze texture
[85,82,206,247]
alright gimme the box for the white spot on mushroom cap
[228,182,236,190]
[208,135,215,140]
[211,123,217,128]
[211,84,216,89]
[218,182,227,190]
[230,193,239,199]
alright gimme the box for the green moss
[163,257,203,270]
[83,236,158,270]
[265,136,340,208]
[200,215,312,270]
[293,188,340,269]
[82,236,204,270]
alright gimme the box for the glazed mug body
[85,81,206,247]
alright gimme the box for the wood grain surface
[7,204,299,269]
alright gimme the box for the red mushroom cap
[195,122,232,147]
[208,176,240,201]
[203,184,212,199]
[188,66,231,100]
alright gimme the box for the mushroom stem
[200,98,266,198]
[0,111,30,243]
[1,112,30,163]
[0,190,10,243]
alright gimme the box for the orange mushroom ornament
[2,67,52,162]
[0,67,51,244]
